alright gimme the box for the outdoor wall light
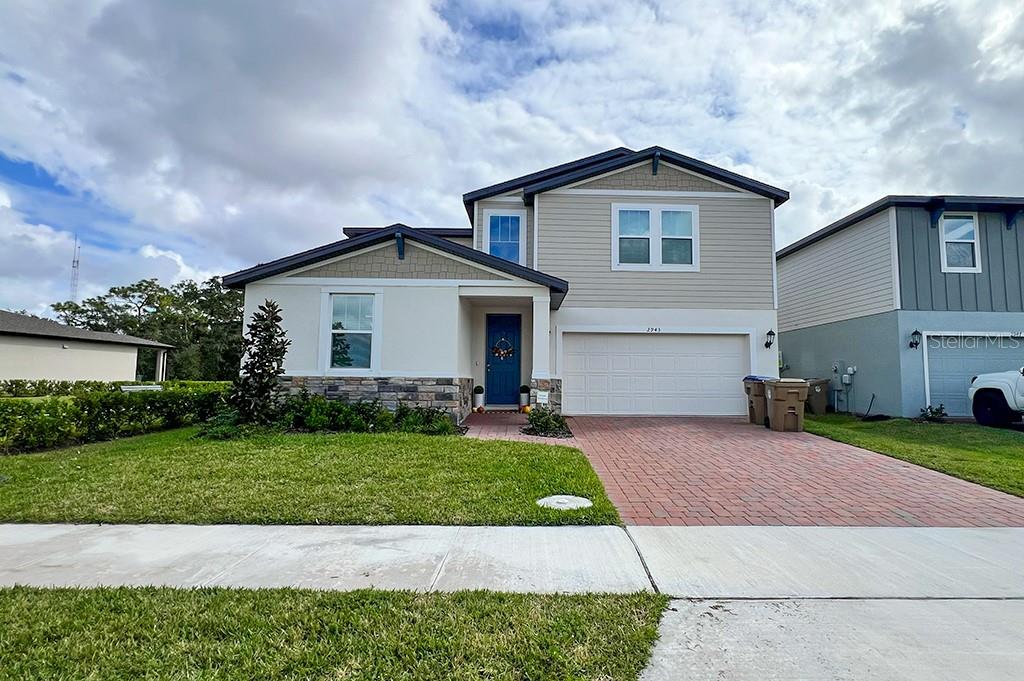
[764,329,776,349]
[909,329,922,349]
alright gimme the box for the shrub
[231,299,290,424]
[276,395,457,436]
[196,407,248,440]
[919,404,948,423]
[0,385,230,454]
[0,379,231,398]
[522,406,572,438]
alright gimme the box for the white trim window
[939,212,982,274]
[482,209,527,265]
[328,293,375,369]
[611,203,699,271]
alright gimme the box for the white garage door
[561,333,750,415]
[928,335,1024,416]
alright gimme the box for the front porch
[459,288,560,413]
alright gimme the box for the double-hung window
[612,203,699,271]
[329,293,375,369]
[483,209,526,265]
[939,213,982,273]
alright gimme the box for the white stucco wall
[549,307,779,378]
[0,335,139,381]
[244,282,465,377]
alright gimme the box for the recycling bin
[764,378,809,432]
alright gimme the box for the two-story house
[223,146,788,419]
[777,196,1024,418]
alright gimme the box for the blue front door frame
[485,314,521,405]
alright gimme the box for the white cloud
[0,0,1021,311]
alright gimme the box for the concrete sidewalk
[3,523,1023,597]
[0,524,651,593]
[630,525,1024,598]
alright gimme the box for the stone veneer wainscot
[279,376,474,421]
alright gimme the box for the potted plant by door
[519,385,530,411]
[473,384,485,412]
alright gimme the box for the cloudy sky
[1,0,1022,313]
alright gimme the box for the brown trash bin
[743,377,769,425]
[805,378,831,415]
[765,378,809,432]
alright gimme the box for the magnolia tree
[231,299,291,424]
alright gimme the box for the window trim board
[938,211,982,274]
[481,208,528,266]
[610,202,700,272]
[318,287,384,375]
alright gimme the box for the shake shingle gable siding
[289,243,506,280]
[578,162,733,192]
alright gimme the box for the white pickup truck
[969,368,1024,427]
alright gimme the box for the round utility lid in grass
[536,495,593,510]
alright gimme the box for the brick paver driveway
[568,416,1024,527]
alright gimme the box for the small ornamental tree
[231,299,291,424]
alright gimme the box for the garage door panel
[562,332,750,416]
[928,336,1024,417]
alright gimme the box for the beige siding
[474,196,534,268]
[289,242,504,280]
[577,161,732,192]
[777,210,896,331]
[537,193,775,309]
[0,335,138,381]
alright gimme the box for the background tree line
[51,278,243,380]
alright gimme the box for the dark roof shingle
[0,310,172,348]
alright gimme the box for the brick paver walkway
[568,417,1024,527]
[462,411,567,445]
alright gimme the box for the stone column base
[529,378,562,413]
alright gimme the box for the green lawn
[805,414,1024,497]
[0,587,667,680]
[0,428,619,525]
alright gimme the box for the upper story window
[611,203,699,271]
[939,213,982,274]
[483,209,527,265]
[330,293,375,369]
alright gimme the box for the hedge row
[276,393,459,436]
[0,386,229,454]
[0,379,231,398]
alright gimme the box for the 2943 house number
[646,327,662,333]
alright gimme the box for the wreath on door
[490,337,515,360]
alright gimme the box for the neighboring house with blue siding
[777,195,1024,418]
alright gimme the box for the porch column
[154,349,168,381]
[531,295,550,379]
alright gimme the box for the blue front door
[485,314,521,405]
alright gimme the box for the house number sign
[646,327,662,333]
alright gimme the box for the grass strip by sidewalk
[805,414,1024,497]
[0,587,667,680]
[0,427,620,525]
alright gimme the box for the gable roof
[223,224,570,307]
[519,146,789,205]
[461,147,634,218]
[777,195,1024,259]
[342,226,472,239]
[0,310,172,348]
